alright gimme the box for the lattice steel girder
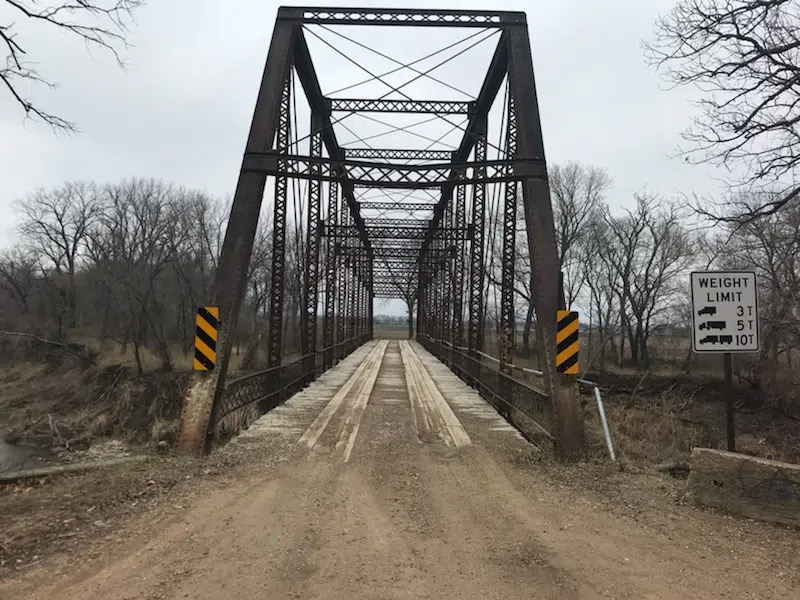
[323,179,338,365]
[374,259,441,269]
[278,6,525,27]
[331,225,470,240]
[369,239,426,249]
[419,31,509,257]
[241,153,542,190]
[374,286,414,298]
[373,275,422,282]
[302,112,324,355]
[452,169,466,347]
[328,98,473,114]
[342,248,456,260]
[499,93,517,375]
[346,149,455,161]
[468,117,487,355]
[364,218,431,227]
[356,247,455,259]
[358,202,437,211]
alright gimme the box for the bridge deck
[12,340,788,599]
[235,339,525,455]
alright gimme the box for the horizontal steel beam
[346,148,455,161]
[331,225,470,240]
[328,98,473,114]
[365,218,431,227]
[342,247,454,259]
[242,152,544,190]
[359,202,437,211]
[370,240,425,249]
[278,7,525,27]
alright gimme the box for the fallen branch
[654,460,690,473]
[0,456,149,485]
[627,370,650,406]
[0,330,88,359]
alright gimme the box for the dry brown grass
[0,330,275,453]
[1,360,189,450]
[68,336,249,374]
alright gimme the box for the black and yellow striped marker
[193,306,219,371]
[556,310,579,375]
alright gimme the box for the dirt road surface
[2,340,797,599]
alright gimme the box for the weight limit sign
[690,271,759,353]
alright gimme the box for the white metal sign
[690,271,759,353]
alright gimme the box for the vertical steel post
[468,117,487,355]
[441,202,453,348]
[452,171,466,348]
[303,112,323,356]
[336,207,349,353]
[347,252,356,340]
[323,179,339,368]
[507,23,583,459]
[267,76,293,368]
[499,91,517,375]
[467,118,487,385]
[177,19,296,455]
[368,257,374,339]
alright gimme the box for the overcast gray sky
[0,0,723,242]
[0,0,728,316]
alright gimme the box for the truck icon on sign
[697,306,716,317]
[699,320,726,331]
[699,335,719,344]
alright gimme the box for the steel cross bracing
[241,152,542,189]
[178,6,584,462]
[358,202,437,211]
[346,149,455,161]
[328,98,473,114]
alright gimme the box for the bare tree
[86,178,187,374]
[16,181,100,335]
[645,0,800,221]
[719,193,800,405]
[1,0,143,132]
[382,261,417,339]
[599,193,696,368]
[239,217,273,368]
[582,216,622,372]
[0,245,36,317]
[550,162,612,305]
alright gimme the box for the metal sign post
[690,271,759,452]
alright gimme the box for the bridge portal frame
[177,6,582,460]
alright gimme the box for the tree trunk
[133,339,144,376]
[522,302,534,351]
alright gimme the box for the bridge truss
[177,6,583,459]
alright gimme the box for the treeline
[0,178,289,374]
[2,169,800,392]
[483,163,800,387]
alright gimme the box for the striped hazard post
[556,310,579,375]
[193,306,219,371]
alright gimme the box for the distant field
[374,325,409,340]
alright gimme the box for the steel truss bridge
[177,6,583,459]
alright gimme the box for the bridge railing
[418,335,556,450]
[212,333,371,440]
